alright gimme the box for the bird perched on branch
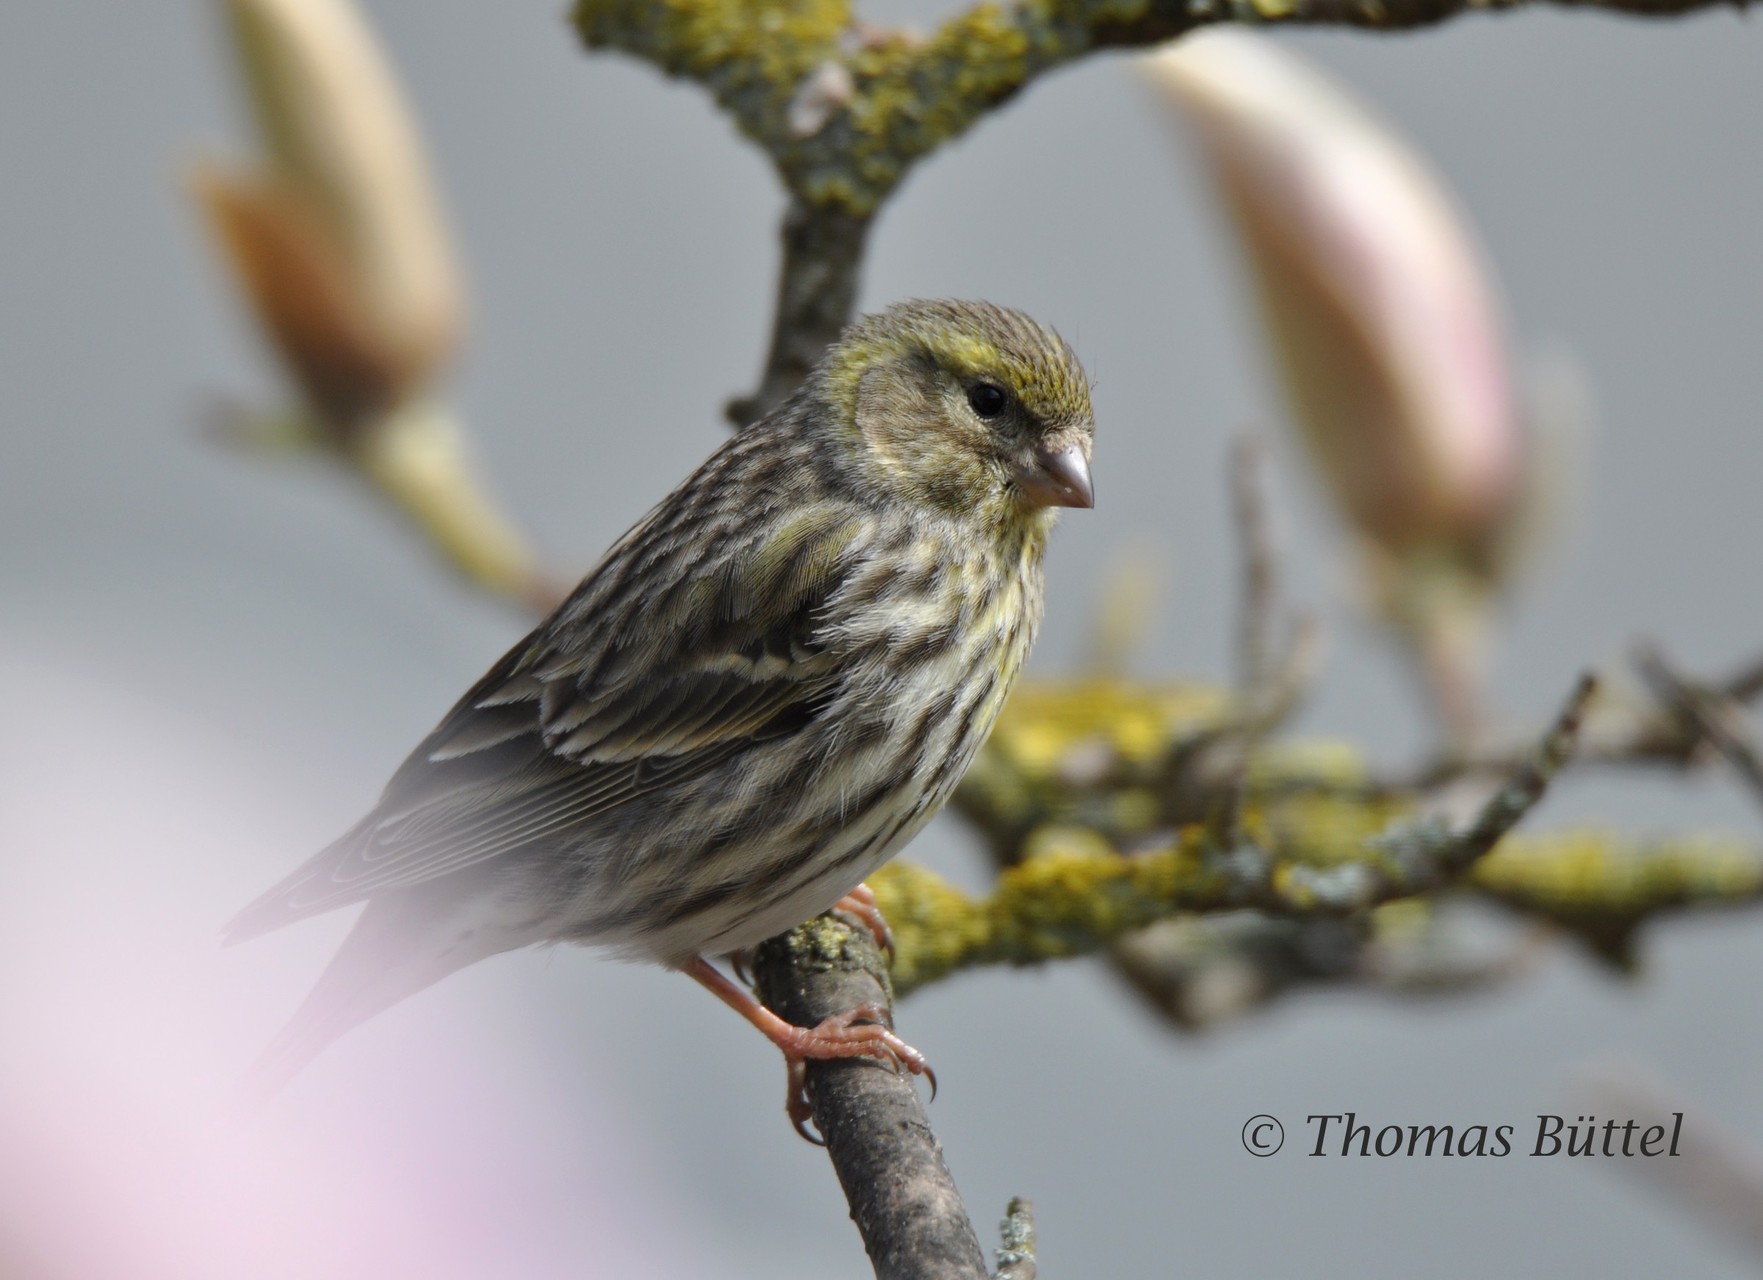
[228,298,1096,1128]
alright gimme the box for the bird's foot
[682,956,933,1143]
[775,1002,935,1141]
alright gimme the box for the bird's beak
[1016,441,1094,509]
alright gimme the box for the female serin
[229,299,1096,1125]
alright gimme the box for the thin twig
[1637,643,1763,810]
[1249,673,1594,910]
[1108,910,1544,1031]
[1107,438,1323,1030]
[1231,434,1278,697]
[1205,434,1312,844]
[1575,1064,1763,1264]
[1256,645,1763,802]
[993,1198,1037,1280]
[1723,652,1763,705]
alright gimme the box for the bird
[227,298,1096,1125]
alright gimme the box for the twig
[1368,921,1553,998]
[1232,433,1278,697]
[1205,435,1314,843]
[1256,644,1763,802]
[1107,909,1544,1031]
[752,917,991,1280]
[1080,555,1164,676]
[1409,597,1491,751]
[1637,642,1763,810]
[749,919,1043,1279]
[1413,672,1597,884]
[993,1198,1037,1280]
[1723,652,1763,705]
[1119,438,1320,1024]
[1575,1064,1763,1264]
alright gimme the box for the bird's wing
[224,503,870,941]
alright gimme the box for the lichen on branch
[574,0,1740,421]
[575,0,1071,215]
[574,0,1739,218]
[876,818,1763,996]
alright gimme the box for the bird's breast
[847,526,1045,796]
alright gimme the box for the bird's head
[810,299,1095,528]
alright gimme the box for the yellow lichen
[988,679,1234,774]
[871,821,1763,997]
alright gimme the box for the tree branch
[576,0,1743,411]
[1108,908,1549,1030]
[879,674,1599,994]
[752,918,993,1280]
[726,198,872,424]
[576,0,1740,218]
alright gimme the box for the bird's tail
[247,882,529,1100]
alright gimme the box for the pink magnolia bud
[1144,32,1521,571]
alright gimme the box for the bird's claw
[830,883,895,962]
[786,1060,823,1144]
[728,948,755,987]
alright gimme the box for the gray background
[2,2,1761,1276]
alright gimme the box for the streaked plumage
[230,299,1095,1093]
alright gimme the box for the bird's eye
[966,382,1008,419]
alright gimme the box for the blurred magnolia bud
[192,0,461,439]
[1145,32,1538,742]
[190,0,550,608]
[1144,32,1522,573]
